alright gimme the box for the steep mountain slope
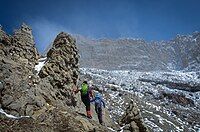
[75,32,200,71]
[1,24,128,131]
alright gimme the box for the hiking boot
[100,122,105,126]
[87,115,92,119]
[86,111,92,119]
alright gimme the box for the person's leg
[82,98,89,116]
[86,99,92,118]
[95,107,98,114]
[81,96,92,118]
[98,108,103,124]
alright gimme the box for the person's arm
[89,87,94,98]
[101,99,106,108]
[74,89,80,94]
[90,98,95,102]
[73,85,80,94]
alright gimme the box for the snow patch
[0,108,30,119]
[107,127,116,131]
[144,118,163,132]
[35,57,47,73]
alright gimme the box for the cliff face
[0,23,41,116]
[0,24,125,131]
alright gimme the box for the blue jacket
[90,95,105,108]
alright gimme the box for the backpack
[81,83,88,96]
[95,98,102,109]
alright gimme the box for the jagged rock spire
[39,32,79,86]
[0,23,39,66]
[21,22,32,34]
[12,23,35,47]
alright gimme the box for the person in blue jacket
[90,93,105,125]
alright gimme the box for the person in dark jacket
[90,93,105,125]
[75,81,93,119]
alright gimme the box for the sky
[0,0,200,53]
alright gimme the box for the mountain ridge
[72,32,200,71]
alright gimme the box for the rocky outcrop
[37,32,80,109]
[0,23,41,116]
[39,32,79,87]
[0,24,117,131]
[159,92,194,106]
[0,29,80,115]
[0,23,39,67]
[119,100,149,132]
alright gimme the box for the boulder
[160,92,195,106]
[119,100,149,132]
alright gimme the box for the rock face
[39,32,79,87]
[37,32,80,109]
[159,92,194,106]
[0,23,39,67]
[0,23,41,116]
[0,24,118,131]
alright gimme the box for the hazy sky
[0,0,200,53]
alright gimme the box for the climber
[90,92,105,125]
[74,81,93,119]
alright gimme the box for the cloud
[29,18,71,53]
